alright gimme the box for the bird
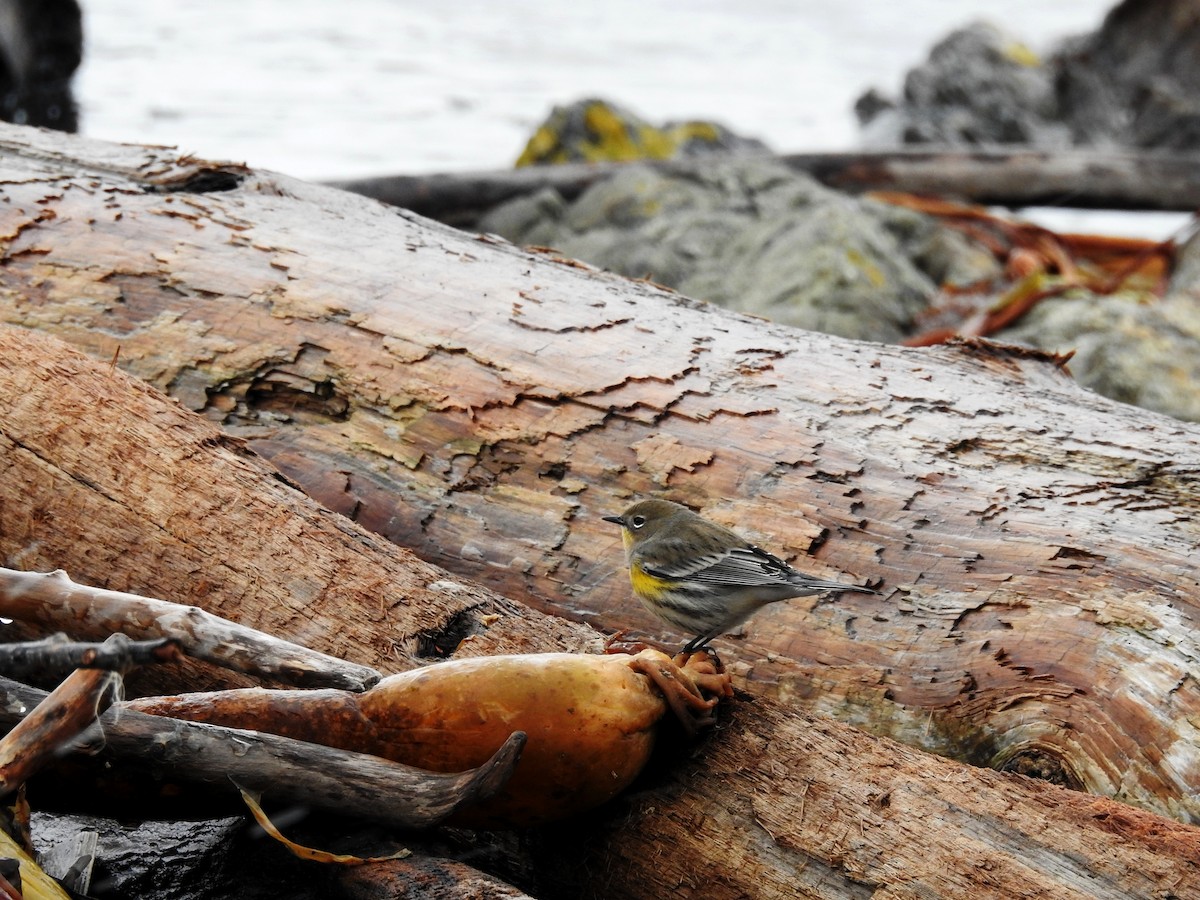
[603,499,878,653]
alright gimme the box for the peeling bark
[0,124,1199,834]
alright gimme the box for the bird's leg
[677,628,720,662]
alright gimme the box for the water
[75,1,1181,236]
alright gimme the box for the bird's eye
[631,515,646,529]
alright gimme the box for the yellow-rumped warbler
[604,499,878,653]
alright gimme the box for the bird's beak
[601,514,624,525]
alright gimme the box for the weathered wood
[541,698,1200,900]
[0,633,181,678]
[0,665,115,794]
[0,674,528,830]
[782,147,1200,210]
[0,124,1196,826]
[328,147,1200,224]
[0,568,380,690]
[0,323,1197,897]
[336,854,535,900]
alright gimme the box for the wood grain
[0,124,1197,830]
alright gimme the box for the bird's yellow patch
[629,562,672,601]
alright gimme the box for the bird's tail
[790,575,879,595]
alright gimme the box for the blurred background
[72,1,1116,179]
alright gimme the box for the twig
[0,568,380,691]
[0,633,181,679]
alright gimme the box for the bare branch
[0,568,380,691]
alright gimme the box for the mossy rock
[481,159,951,343]
[515,98,768,167]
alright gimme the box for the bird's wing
[643,544,867,593]
[642,545,796,587]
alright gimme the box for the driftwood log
[329,148,1200,226]
[0,124,1197,822]
[1,325,1198,898]
[0,124,1198,894]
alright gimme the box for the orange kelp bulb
[127,649,730,826]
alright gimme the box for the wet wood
[0,325,1197,896]
[0,665,115,794]
[336,854,535,900]
[0,675,527,830]
[329,147,1200,224]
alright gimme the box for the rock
[857,21,1067,148]
[1055,0,1200,149]
[859,0,1200,153]
[477,186,568,248]
[514,98,769,166]
[0,0,82,132]
[895,216,1002,289]
[996,290,1200,422]
[478,158,996,343]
